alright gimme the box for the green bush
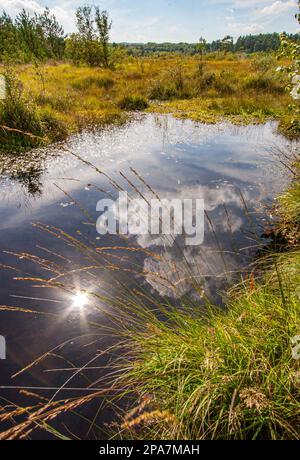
[40,109,68,142]
[243,75,284,94]
[0,71,45,153]
[117,95,149,111]
[149,82,178,100]
[72,76,115,91]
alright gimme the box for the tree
[0,12,20,62]
[75,5,95,41]
[221,35,233,54]
[197,37,207,60]
[0,8,65,63]
[35,7,65,59]
[15,9,45,60]
[75,5,100,66]
[95,8,112,67]
[73,5,112,67]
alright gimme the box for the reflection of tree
[0,151,45,197]
[12,166,43,196]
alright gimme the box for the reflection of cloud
[134,184,257,248]
[96,182,262,299]
[143,245,242,300]
[138,187,258,300]
[0,114,288,302]
[97,183,253,249]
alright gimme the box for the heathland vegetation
[0,6,300,154]
[0,3,299,441]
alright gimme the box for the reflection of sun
[72,293,88,309]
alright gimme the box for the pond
[0,114,294,438]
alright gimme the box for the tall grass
[0,70,45,153]
[115,251,300,440]
[0,68,69,153]
[112,153,300,440]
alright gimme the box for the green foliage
[0,68,68,152]
[35,7,65,59]
[0,69,45,153]
[67,5,112,67]
[117,248,300,440]
[0,8,65,63]
[71,75,115,91]
[251,53,277,72]
[117,95,149,110]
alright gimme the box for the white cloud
[227,21,265,34]
[0,0,43,14]
[259,0,297,17]
[0,0,76,33]
[225,0,297,37]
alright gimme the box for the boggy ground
[0,53,297,155]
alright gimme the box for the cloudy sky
[0,0,298,42]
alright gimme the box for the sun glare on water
[72,293,89,309]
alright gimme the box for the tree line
[0,5,114,67]
[125,33,300,56]
[1,6,299,65]
[0,8,65,62]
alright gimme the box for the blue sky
[0,0,298,42]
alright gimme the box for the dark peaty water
[0,114,294,438]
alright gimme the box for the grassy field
[0,53,297,155]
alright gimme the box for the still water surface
[0,114,294,437]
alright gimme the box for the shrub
[251,54,277,73]
[243,75,284,94]
[117,95,149,111]
[149,82,178,100]
[72,76,114,91]
[40,109,68,142]
[0,71,45,153]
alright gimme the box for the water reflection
[0,114,296,437]
[11,167,43,196]
[0,114,294,300]
[0,115,295,316]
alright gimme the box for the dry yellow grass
[3,54,292,145]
